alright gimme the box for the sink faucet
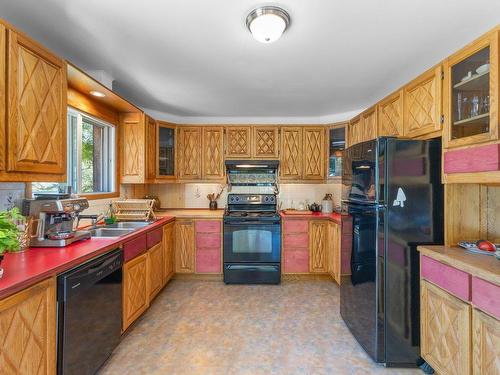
[77,214,105,229]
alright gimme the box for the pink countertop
[280,211,343,224]
[0,216,174,300]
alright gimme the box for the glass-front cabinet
[328,124,346,179]
[157,122,176,179]
[444,29,499,147]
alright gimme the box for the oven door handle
[224,220,280,225]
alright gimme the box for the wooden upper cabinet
[225,126,252,158]
[202,127,224,179]
[174,219,195,273]
[120,112,146,183]
[178,127,202,180]
[361,107,377,141]
[253,126,279,158]
[145,115,157,181]
[156,121,176,180]
[7,28,67,175]
[280,127,303,180]
[378,90,404,137]
[0,278,56,375]
[303,127,326,180]
[443,28,499,148]
[348,116,362,147]
[403,64,443,138]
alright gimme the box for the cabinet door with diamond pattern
[0,278,56,375]
[303,127,326,180]
[309,220,328,273]
[253,126,279,158]
[178,127,202,180]
[202,127,224,179]
[421,279,471,375]
[7,30,67,174]
[120,112,146,183]
[280,127,303,180]
[361,106,378,141]
[225,126,252,158]
[403,65,443,138]
[472,308,500,375]
[123,253,149,331]
[378,90,404,137]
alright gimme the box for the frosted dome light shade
[246,6,290,44]
[249,13,286,43]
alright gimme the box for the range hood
[225,160,279,186]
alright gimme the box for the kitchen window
[32,109,116,196]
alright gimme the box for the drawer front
[444,144,500,174]
[195,220,221,233]
[283,249,309,273]
[472,277,500,320]
[196,248,221,273]
[123,234,147,262]
[421,255,471,301]
[283,233,309,249]
[196,233,221,250]
[146,227,163,248]
[283,220,308,233]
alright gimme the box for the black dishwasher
[57,249,123,375]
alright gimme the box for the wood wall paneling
[0,23,5,172]
[202,127,224,179]
[7,29,67,175]
[225,126,252,158]
[378,90,404,137]
[403,65,443,138]
[0,278,56,375]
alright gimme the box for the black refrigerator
[340,137,443,367]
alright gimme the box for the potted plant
[0,207,26,278]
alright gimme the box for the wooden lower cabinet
[0,278,56,374]
[421,279,471,375]
[472,308,500,375]
[122,253,149,331]
[147,242,163,300]
[174,219,196,273]
[163,222,175,284]
[195,220,222,274]
[327,222,341,284]
[309,220,328,273]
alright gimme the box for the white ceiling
[1,0,499,123]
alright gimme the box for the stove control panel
[228,194,276,205]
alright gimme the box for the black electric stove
[223,194,281,284]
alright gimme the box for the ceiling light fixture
[246,6,290,44]
[90,90,106,98]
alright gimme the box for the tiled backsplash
[0,183,25,211]
[147,183,341,210]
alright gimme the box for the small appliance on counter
[22,197,91,247]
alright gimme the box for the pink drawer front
[283,250,309,273]
[472,277,500,320]
[146,227,163,248]
[123,234,147,262]
[196,233,221,250]
[283,233,308,249]
[196,248,221,273]
[421,255,471,301]
[444,144,500,174]
[283,220,308,233]
[195,220,221,233]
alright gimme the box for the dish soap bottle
[104,203,116,224]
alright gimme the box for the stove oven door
[223,220,281,263]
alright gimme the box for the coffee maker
[22,197,92,247]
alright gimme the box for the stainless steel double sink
[89,221,152,238]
